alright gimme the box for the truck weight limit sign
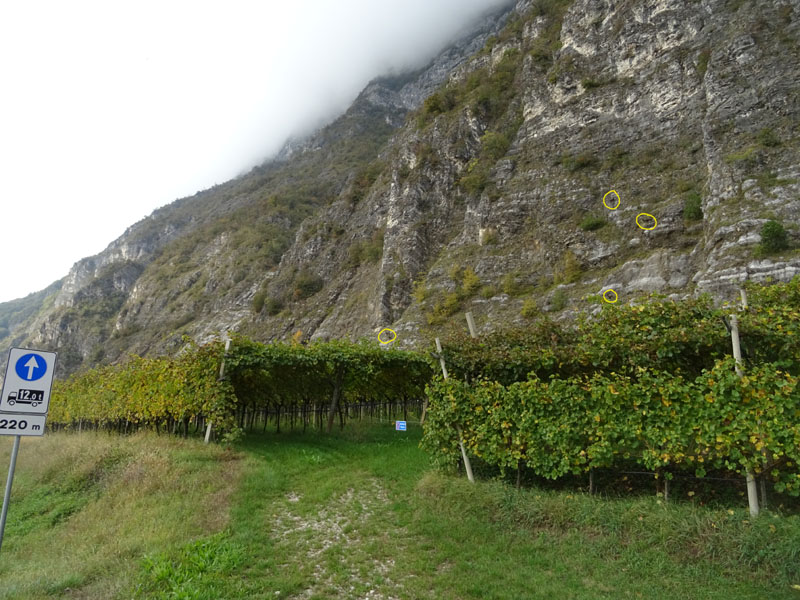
[0,348,57,426]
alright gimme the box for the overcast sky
[0,0,511,303]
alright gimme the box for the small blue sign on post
[395,421,407,431]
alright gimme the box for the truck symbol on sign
[7,389,45,408]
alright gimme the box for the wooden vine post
[435,336,474,483]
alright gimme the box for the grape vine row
[423,278,800,496]
[48,336,432,438]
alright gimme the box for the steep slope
[2,0,799,374]
[0,3,513,374]
[246,0,800,344]
[0,281,61,347]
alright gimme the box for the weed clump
[756,127,780,148]
[521,298,540,319]
[553,250,582,284]
[684,192,703,221]
[293,270,324,300]
[580,215,606,231]
[696,49,711,78]
[550,288,567,311]
[757,220,789,256]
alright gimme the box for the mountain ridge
[0,2,515,374]
[2,0,799,376]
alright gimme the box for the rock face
[2,0,799,374]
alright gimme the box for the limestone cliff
[2,0,799,375]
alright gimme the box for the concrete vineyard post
[465,312,478,338]
[205,337,231,444]
[435,337,474,483]
[730,313,759,517]
[739,287,769,509]
[730,314,743,377]
[464,311,528,486]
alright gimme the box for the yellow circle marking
[378,328,397,345]
[602,289,619,304]
[635,213,658,231]
[602,190,621,210]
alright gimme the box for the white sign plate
[0,348,58,416]
[0,413,46,436]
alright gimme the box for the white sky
[0,0,510,303]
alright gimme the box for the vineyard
[424,278,800,503]
[46,277,800,504]
[422,358,800,495]
[48,336,432,441]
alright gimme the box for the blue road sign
[395,421,407,431]
[2,347,57,419]
[14,354,47,382]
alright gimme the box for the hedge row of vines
[49,336,432,440]
[423,278,800,496]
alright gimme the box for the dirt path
[270,479,415,599]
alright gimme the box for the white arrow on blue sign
[0,348,57,420]
[15,354,47,382]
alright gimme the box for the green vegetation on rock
[427,266,484,324]
[579,214,606,231]
[553,250,582,284]
[757,219,789,256]
[549,287,568,311]
[292,269,325,300]
[684,192,704,221]
[521,297,540,319]
[347,228,385,268]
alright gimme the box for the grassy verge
[0,432,242,599]
[413,473,800,599]
[1,425,798,599]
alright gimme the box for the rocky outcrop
[1,0,798,372]
[266,0,800,346]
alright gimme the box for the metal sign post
[0,347,57,555]
[0,435,21,554]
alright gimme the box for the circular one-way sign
[15,353,47,381]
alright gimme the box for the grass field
[0,425,798,599]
